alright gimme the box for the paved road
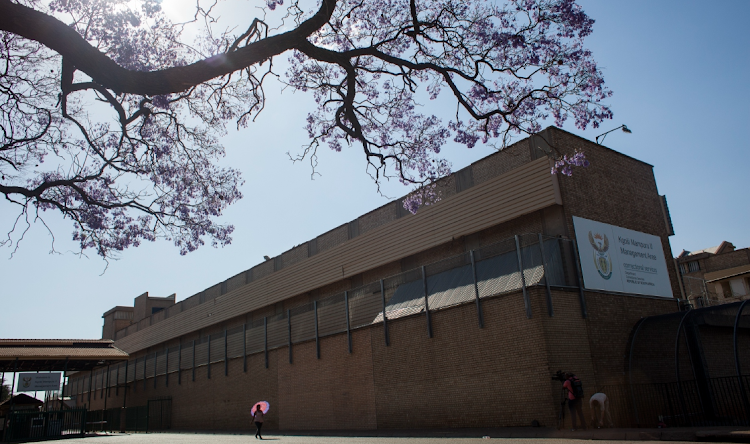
[54,433,697,444]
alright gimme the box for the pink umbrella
[251,401,270,415]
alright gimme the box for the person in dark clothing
[563,373,587,431]
[252,404,265,439]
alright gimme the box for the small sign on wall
[573,216,673,298]
[17,373,62,392]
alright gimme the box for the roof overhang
[704,264,750,283]
[0,339,129,372]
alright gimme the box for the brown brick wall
[580,291,678,387]
[278,332,377,430]
[549,128,681,299]
[281,244,309,270]
[371,289,557,429]
[698,325,750,379]
[472,139,531,186]
[74,289,678,431]
[226,272,246,293]
[704,249,750,273]
[251,259,275,281]
[359,202,398,235]
[316,225,349,254]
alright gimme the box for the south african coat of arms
[588,231,612,280]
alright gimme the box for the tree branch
[0,0,337,95]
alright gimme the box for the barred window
[681,260,700,274]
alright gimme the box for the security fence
[600,375,750,427]
[3,409,86,442]
[621,300,750,427]
[66,233,586,398]
[85,397,170,433]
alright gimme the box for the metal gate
[87,397,171,433]
[4,409,86,442]
[125,405,148,432]
[147,397,171,431]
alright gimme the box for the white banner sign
[17,373,62,392]
[573,216,673,298]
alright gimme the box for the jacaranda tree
[0,0,611,259]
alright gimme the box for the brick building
[65,127,683,431]
[676,242,750,305]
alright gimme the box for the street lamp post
[596,124,632,145]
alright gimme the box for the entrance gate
[3,409,86,442]
[147,397,172,431]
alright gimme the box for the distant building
[101,293,175,340]
[676,242,750,305]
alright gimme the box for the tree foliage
[1,383,10,402]
[0,0,611,259]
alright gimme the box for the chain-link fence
[68,233,582,399]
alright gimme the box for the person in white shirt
[589,392,614,428]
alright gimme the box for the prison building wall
[76,289,676,431]
[68,127,685,431]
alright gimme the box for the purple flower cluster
[283,0,611,212]
[2,0,614,258]
[551,151,590,176]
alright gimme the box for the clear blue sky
[1,0,748,339]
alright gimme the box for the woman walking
[251,401,268,439]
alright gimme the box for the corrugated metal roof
[0,339,129,371]
[0,339,114,346]
[0,347,128,359]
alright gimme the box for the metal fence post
[674,311,693,426]
[207,335,211,379]
[224,329,228,377]
[178,342,182,385]
[132,358,137,394]
[116,362,120,396]
[243,323,247,372]
[422,266,433,338]
[628,317,648,427]
[288,310,293,364]
[345,291,352,353]
[470,250,484,328]
[264,317,268,369]
[105,365,110,403]
[570,240,588,318]
[165,348,169,387]
[142,355,147,391]
[380,280,390,346]
[538,233,554,317]
[123,360,129,408]
[314,300,320,359]
[515,235,532,319]
[734,300,750,424]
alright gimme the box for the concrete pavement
[49,426,750,443]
